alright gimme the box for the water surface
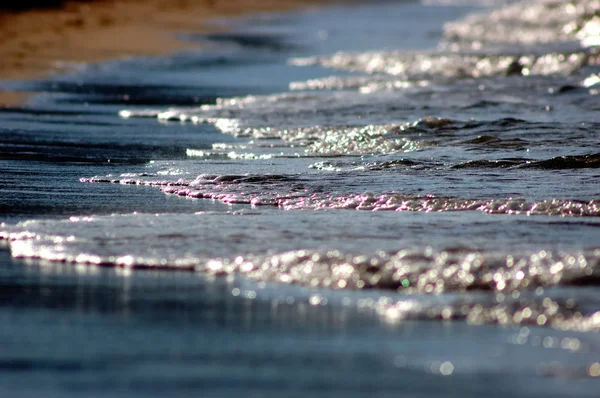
[1,0,600,396]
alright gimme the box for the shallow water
[1,0,600,396]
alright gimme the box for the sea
[1,0,599,396]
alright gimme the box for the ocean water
[1,0,600,396]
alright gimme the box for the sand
[0,0,343,106]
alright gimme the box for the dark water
[1,0,600,396]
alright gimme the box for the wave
[81,172,600,217]
[2,214,600,331]
[453,153,600,169]
[442,0,600,48]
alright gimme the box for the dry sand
[0,0,342,106]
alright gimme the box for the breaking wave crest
[81,172,600,217]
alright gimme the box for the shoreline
[0,0,344,106]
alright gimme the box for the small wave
[443,0,600,47]
[370,295,600,333]
[290,49,596,80]
[125,113,599,158]
[453,153,600,169]
[2,218,600,332]
[289,75,429,92]
[461,135,529,148]
[82,174,600,217]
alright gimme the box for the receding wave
[2,214,600,331]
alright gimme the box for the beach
[0,0,345,105]
[1,0,599,396]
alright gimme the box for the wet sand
[0,0,343,106]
